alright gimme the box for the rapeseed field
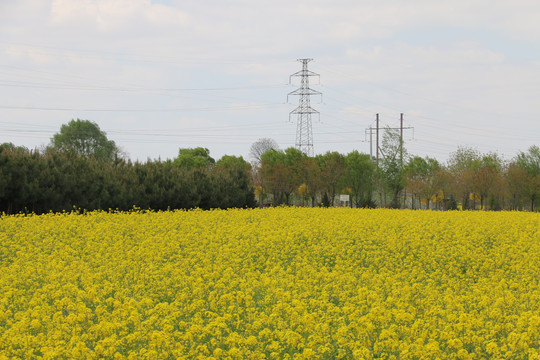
[0,208,539,359]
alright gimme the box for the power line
[0,103,285,113]
[0,79,288,93]
[0,41,293,66]
[365,113,414,167]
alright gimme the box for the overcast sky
[1,0,539,163]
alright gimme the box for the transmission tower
[288,58,321,157]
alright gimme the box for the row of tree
[0,145,255,214]
[0,119,538,212]
[251,136,539,211]
[0,119,257,214]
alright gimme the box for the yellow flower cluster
[0,208,539,359]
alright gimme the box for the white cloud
[0,0,538,162]
[5,45,56,64]
[49,0,189,32]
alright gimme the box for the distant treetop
[49,119,119,162]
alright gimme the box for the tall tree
[260,148,303,205]
[506,162,528,210]
[0,146,29,213]
[50,119,119,161]
[317,151,346,207]
[405,156,441,209]
[515,145,540,211]
[447,146,482,209]
[297,156,322,207]
[378,127,407,208]
[343,151,376,208]
[473,152,504,210]
[249,138,279,167]
[249,139,279,207]
[215,155,256,208]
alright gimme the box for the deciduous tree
[50,119,119,161]
[405,156,441,209]
[379,127,406,208]
[173,147,215,169]
[260,148,303,205]
[249,138,279,167]
[317,151,346,207]
[515,145,540,211]
[343,151,375,208]
[447,146,481,209]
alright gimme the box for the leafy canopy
[173,147,215,169]
[50,119,118,161]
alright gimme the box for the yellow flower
[0,208,537,359]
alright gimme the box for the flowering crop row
[0,208,539,359]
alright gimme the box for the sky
[1,0,539,164]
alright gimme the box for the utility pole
[288,58,321,157]
[370,125,373,160]
[366,126,374,160]
[366,113,413,168]
[365,114,414,208]
[400,113,404,167]
[376,113,380,167]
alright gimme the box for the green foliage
[216,155,250,170]
[50,119,119,161]
[215,155,256,209]
[515,145,540,211]
[1,138,538,213]
[474,152,505,209]
[298,157,322,207]
[405,156,443,209]
[378,127,407,208]
[173,147,215,169]
[343,151,376,208]
[316,151,346,207]
[446,148,506,210]
[0,142,29,153]
[447,146,482,172]
[0,149,254,214]
[260,148,306,205]
[405,156,440,178]
[283,147,305,167]
[516,145,540,176]
[446,147,482,209]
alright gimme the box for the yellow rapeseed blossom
[0,208,538,359]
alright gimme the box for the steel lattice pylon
[288,59,321,157]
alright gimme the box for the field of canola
[0,208,539,360]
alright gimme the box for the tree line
[0,145,255,214]
[0,120,256,214]
[252,135,539,211]
[1,119,538,213]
